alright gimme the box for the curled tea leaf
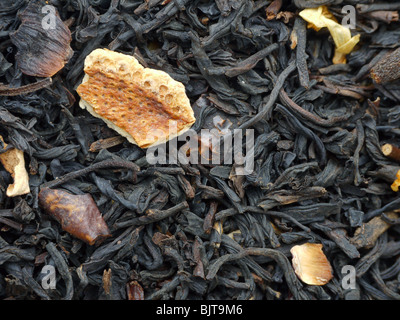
[10,0,73,77]
[350,212,399,249]
[0,78,52,96]
[38,188,111,245]
[0,136,30,197]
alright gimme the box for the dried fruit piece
[10,0,73,77]
[290,243,333,286]
[0,136,30,197]
[299,6,360,64]
[38,188,111,245]
[76,48,196,148]
[126,281,145,300]
[102,269,112,297]
[391,169,400,192]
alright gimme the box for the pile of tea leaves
[1,0,400,300]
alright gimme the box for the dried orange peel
[299,6,360,64]
[391,169,400,192]
[76,49,196,149]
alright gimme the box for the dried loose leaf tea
[3,0,400,302]
[290,243,333,286]
[76,49,196,148]
[350,212,399,249]
[0,136,30,197]
[38,188,111,245]
[10,0,73,77]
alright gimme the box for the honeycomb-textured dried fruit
[38,188,111,245]
[290,243,333,286]
[10,0,73,77]
[76,48,196,148]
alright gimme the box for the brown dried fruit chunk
[38,188,111,245]
[127,281,145,300]
[10,0,73,77]
[76,49,196,148]
[0,136,30,197]
[290,243,333,286]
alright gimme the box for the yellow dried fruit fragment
[391,169,400,192]
[299,6,360,64]
[290,243,333,286]
[0,136,30,197]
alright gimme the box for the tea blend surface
[1,0,400,301]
